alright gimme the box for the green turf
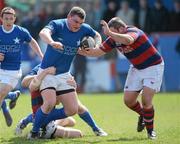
[0,93,180,144]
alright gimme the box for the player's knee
[78,104,87,114]
[64,106,78,116]
[142,102,152,109]
[124,97,133,107]
[42,101,56,113]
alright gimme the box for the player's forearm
[29,76,41,91]
[39,28,54,45]
[108,31,134,45]
[29,69,50,91]
[78,48,105,57]
[36,69,49,81]
[94,32,102,47]
[29,38,43,59]
[21,75,35,88]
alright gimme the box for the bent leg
[124,91,143,115]
[0,83,13,107]
[141,86,156,134]
[54,126,82,138]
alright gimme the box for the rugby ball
[80,36,95,49]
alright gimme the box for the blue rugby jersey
[100,26,163,69]
[41,19,96,74]
[0,25,32,70]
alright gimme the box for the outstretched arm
[78,47,106,57]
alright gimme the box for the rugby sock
[32,108,48,132]
[1,100,8,113]
[129,101,143,116]
[143,107,154,133]
[22,114,33,126]
[79,111,99,131]
[5,92,17,100]
[43,107,67,126]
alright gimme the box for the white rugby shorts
[38,68,75,91]
[124,62,164,92]
[0,69,22,88]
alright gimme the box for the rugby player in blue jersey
[28,6,107,138]
[0,47,20,127]
[0,7,43,124]
[1,90,20,127]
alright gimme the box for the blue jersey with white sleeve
[0,25,32,70]
[41,19,96,75]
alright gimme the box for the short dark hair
[68,6,86,20]
[108,17,126,29]
[0,7,16,17]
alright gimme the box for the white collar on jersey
[2,24,15,33]
[65,19,71,31]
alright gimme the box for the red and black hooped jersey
[100,26,163,69]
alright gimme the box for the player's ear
[14,16,16,22]
[118,27,124,33]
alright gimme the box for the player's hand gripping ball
[80,36,95,49]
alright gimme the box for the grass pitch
[0,93,180,144]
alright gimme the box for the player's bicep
[39,28,52,36]
[125,34,135,45]
[126,31,139,44]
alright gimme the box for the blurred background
[1,0,180,93]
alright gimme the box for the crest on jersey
[13,37,20,44]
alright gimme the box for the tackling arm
[29,67,56,92]
[21,75,35,88]
[78,47,106,57]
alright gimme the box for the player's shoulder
[81,23,92,29]
[14,25,29,33]
[48,19,66,30]
[51,19,66,26]
[127,26,140,32]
